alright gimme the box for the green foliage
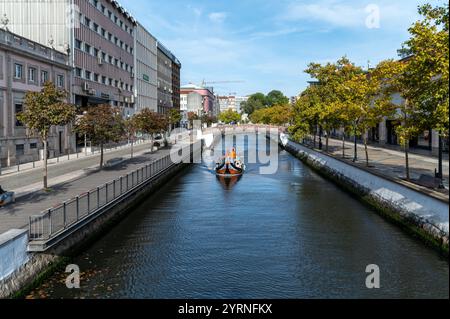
[250,104,292,126]
[167,108,182,126]
[266,90,289,107]
[400,2,449,137]
[18,82,76,140]
[219,109,241,124]
[134,109,168,136]
[242,90,289,115]
[75,104,124,146]
[201,114,217,127]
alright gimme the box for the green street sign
[143,74,149,82]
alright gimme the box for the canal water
[29,134,448,299]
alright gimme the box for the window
[101,5,105,13]
[93,0,98,7]
[115,80,118,87]
[102,52,106,60]
[102,76,107,84]
[75,39,82,49]
[14,63,23,79]
[93,48,99,57]
[93,23,99,32]
[109,56,113,64]
[125,44,128,51]
[16,144,25,156]
[130,47,133,54]
[57,74,64,87]
[101,28,106,37]
[15,104,23,126]
[115,58,119,66]
[93,73,99,82]
[84,17,91,27]
[120,21,123,28]
[114,16,118,23]
[30,143,37,149]
[120,40,123,48]
[109,78,113,86]
[114,37,118,45]
[75,68,82,77]
[108,11,112,19]
[108,33,112,41]
[40,70,49,84]
[85,70,91,80]
[28,67,36,82]
[84,43,91,54]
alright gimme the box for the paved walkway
[310,137,449,191]
[0,136,193,235]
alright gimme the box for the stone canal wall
[0,141,201,298]
[281,139,449,254]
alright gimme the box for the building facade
[172,60,181,111]
[2,0,137,116]
[156,42,173,114]
[134,23,157,113]
[218,95,236,113]
[235,96,248,114]
[180,83,216,116]
[0,28,73,166]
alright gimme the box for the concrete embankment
[0,141,201,298]
[280,139,449,255]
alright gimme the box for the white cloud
[250,28,301,40]
[279,0,421,29]
[208,12,227,23]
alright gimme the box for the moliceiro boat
[215,148,246,177]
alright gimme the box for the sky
[120,0,436,97]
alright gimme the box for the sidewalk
[0,136,193,235]
[0,139,151,176]
[312,137,449,190]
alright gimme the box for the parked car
[153,134,166,148]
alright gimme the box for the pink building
[180,83,215,115]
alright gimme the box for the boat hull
[215,162,244,177]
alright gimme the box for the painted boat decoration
[215,150,246,177]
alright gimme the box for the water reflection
[216,175,243,190]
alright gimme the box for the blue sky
[121,0,434,97]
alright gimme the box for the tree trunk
[100,142,104,169]
[131,137,134,158]
[313,129,317,148]
[405,142,410,181]
[325,132,329,152]
[363,137,369,167]
[43,138,48,189]
[342,133,346,158]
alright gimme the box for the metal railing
[28,149,187,242]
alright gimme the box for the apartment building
[218,95,236,113]
[156,41,181,115]
[134,23,157,113]
[2,0,136,116]
[0,28,73,166]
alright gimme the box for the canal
[29,133,449,299]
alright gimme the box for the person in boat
[230,148,237,160]
[0,185,6,195]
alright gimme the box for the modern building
[156,41,181,114]
[2,0,137,116]
[134,22,157,113]
[217,95,236,113]
[172,60,181,111]
[235,96,248,113]
[0,28,73,166]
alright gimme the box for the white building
[235,96,248,113]
[134,23,157,113]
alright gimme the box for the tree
[187,112,200,129]
[266,90,289,107]
[219,109,241,124]
[201,113,217,127]
[75,104,124,169]
[242,93,266,115]
[250,104,292,126]
[289,86,321,144]
[340,60,399,166]
[134,109,167,151]
[167,108,182,130]
[399,3,449,181]
[124,116,139,158]
[18,82,76,189]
